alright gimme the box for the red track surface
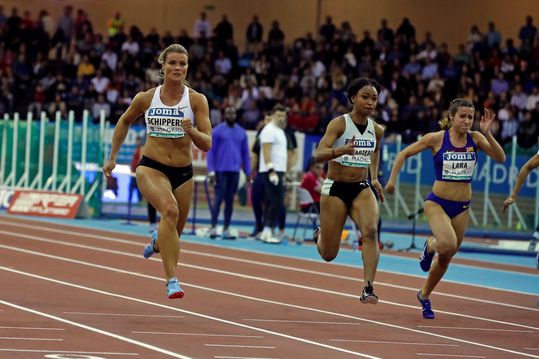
[0,216,538,359]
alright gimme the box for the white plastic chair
[292,187,320,244]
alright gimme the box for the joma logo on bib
[147,107,184,118]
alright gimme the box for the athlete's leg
[172,177,194,244]
[317,195,348,262]
[421,201,469,298]
[349,189,380,287]
[136,166,179,281]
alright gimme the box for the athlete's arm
[473,108,506,163]
[103,91,147,177]
[370,123,385,202]
[186,92,212,152]
[314,116,354,162]
[385,132,438,194]
[503,154,539,212]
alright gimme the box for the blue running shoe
[166,278,184,299]
[419,239,434,272]
[417,290,435,319]
[143,230,159,259]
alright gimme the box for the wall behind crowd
[3,0,538,51]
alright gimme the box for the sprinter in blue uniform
[386,98,506,318]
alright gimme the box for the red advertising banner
[8,190,83,218]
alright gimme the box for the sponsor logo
[443,152,476,161]
[346,138,375,148]
[147,107,184,118]
[8,190,83,218]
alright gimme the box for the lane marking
[205,344,275,349]
[0,349,139,355]
[214,356,279,359]
[329,339,459,347]
[244,319,361,325]
[0,337,63,341]
[416,354,486,358]
[0,326,65,331]
[0,300,192,359]
[418,325,534,333]
[1,239,537,331]
[133,331,263,338]
[0,267,380,359]
[1,259,538,358]
[64,312,184,318]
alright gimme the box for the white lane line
[2,234,538,331]
[2,221,537,300]
[0,300,191,359]
[0,326,65,331]
[418,325,534,333]
[205,344,275,349]
[1,255,537,359]
[214,356,279,359]
[0,267,380,359]
[330,339,459,347]
[0,337,63,341]
[64,311,184,318]
[417,354,486,358]
[133,331,263,338]
[0,349,139,355]
[243,319,360,325]
[526,348,539,351]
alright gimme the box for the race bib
[341,138,375,168]
[146,107,186,138]
[442,151,476,180]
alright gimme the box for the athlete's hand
[502,195,516,213]
[480,108,495,134]
[384,180,395,195]
[181,118,195,135]
[340,135,356,156]
[371,179,385,203]
[102,159,116,178]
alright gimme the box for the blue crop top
[433,130,477,183]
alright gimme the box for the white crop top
[332,114,376,168]
[144,85,195,138]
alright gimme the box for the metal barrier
[0,110,107,211]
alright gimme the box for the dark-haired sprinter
[314,78,385,304]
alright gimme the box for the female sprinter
[103,44,212,299]
[385,98,505,318]
[314,77,385,304]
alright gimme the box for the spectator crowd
[1,5,538,148]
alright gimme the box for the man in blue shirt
[207,106,251,239]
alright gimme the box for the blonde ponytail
[439,117,452,130]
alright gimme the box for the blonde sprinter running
[103,44,212,299]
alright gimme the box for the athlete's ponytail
[438,117,451,130]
